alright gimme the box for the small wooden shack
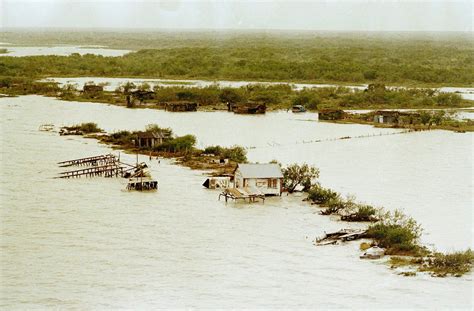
[373,111,400,124]
[372,110,421,125]
[164,101,198,112]
[318,109,347,121]
[135,132,165,148]
[234,163,283,196]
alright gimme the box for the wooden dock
[58,164,124,178]
[58,154,158,191]
[58,154,117,167]
[219,187,265,203]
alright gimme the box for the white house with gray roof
[234,163,284,196]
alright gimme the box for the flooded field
[1,95,472,308]
[0,45,131,57]
[44,76,474,100]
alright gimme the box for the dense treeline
[0,31,472,85]
[0,77,467,110]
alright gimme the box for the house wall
[234,169,282,195]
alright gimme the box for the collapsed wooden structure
[58,154,117,167]
[314,229,367,246]
[219,187,265,203]
[57,154,157,191]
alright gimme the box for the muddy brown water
[1,96,472,308]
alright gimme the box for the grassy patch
[366,210,424,256]
[420,250,474,277]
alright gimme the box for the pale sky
[0,0,472,32]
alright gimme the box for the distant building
[318,109,346,120]
[373,110,421,125]
[135,132,166,148]
[234,163,283,196]
[230,102,266,114]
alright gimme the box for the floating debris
[314,229,367,246]
[38,123,55,131]
[59,128,83,136]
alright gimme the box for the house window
[268,178,278,188]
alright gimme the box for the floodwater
[0,45,131,57]
[43,76,474,100]
[1,95,472,309]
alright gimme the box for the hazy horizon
[1,0,472,32]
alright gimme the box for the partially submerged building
[372,110,421,125]
[230,102,266,114]
[318,109,347,121]
[203,177,231,189]
[373,110,400,124]
[135,132,166,148]
[234,163,283,196]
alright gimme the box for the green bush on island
[351,204,378,220]
[307,184,340,205]
[154,134,197,153]
[366,210,423,255]
[108,130,135,145]
[203,145,247,163]
[66,122,102,134]
[420,250,474,277]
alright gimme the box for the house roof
[236,163,283,179]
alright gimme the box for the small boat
[292,105,306,113]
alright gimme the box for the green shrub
[203,145,247,162]
[283,163,320,193]
[354,204,377,219]
[307,184,340,204]
[65,122,102,134]
[320,197,347,215]
[366,210,422,255]
[421,250,474,276]
[109,130,134,145]
[221,146,247,163]
[155,134,196,153]
[203,145,224,156]
[78,122,102,133]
